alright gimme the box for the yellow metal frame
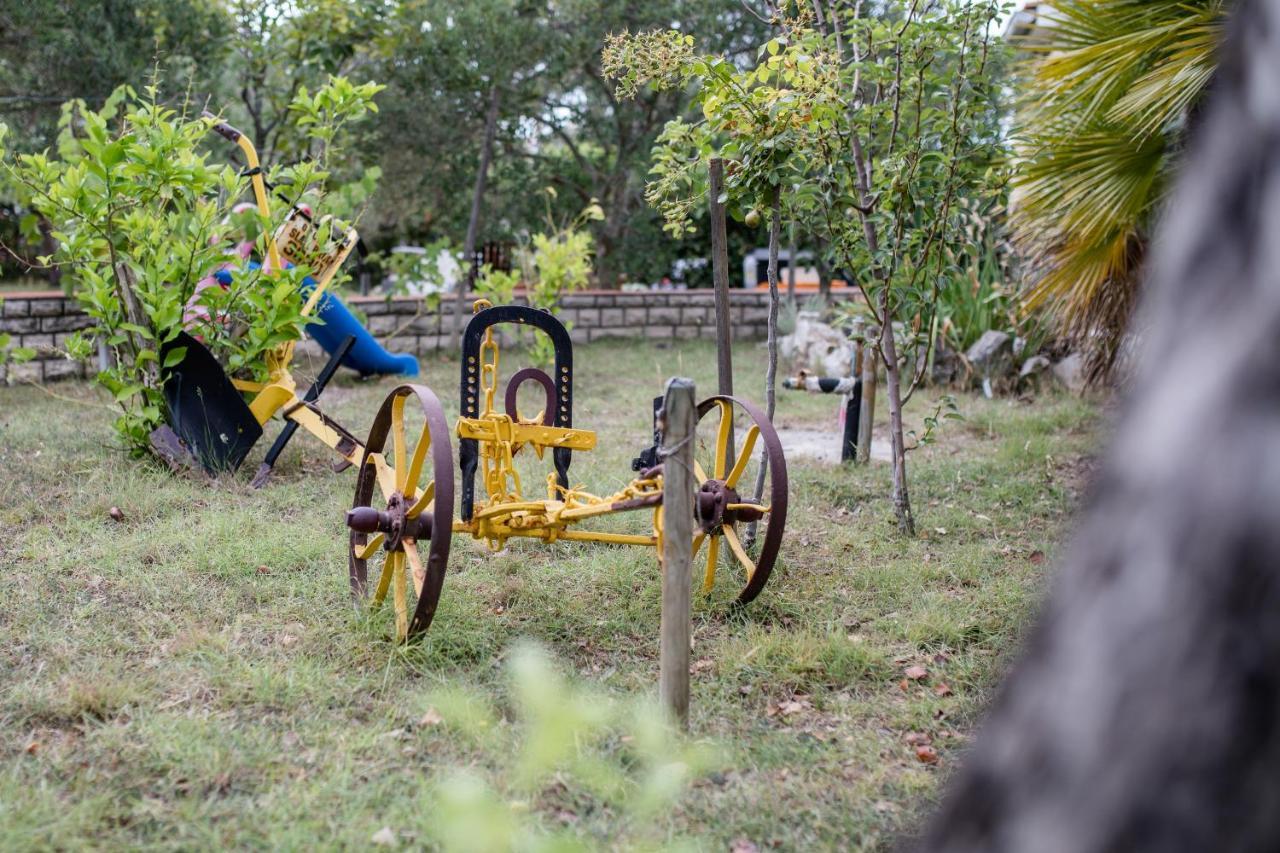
[447,303,663,552]
[216,125,364,467]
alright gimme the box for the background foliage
[0,0,771,289]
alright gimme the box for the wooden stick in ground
[659,377,697,729]
[858,329,878,465]
[709,158,734,469]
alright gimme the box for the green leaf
[113,383,144,402]
[102,141,126,168]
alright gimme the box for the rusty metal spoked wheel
[346,385,454,642]
[688,395,788,605]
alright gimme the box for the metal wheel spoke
[692,531,707,556]
[407,481,435,518]
[714,399,734,479]
[702,536,721,594]
[372,553,394,607]
[405,422,432,497]
[370,453,397,501]
[392,395,408,492]
[404,541,426,597]
[722,524,756,583]
[693,459,710,485]
[391,552,409,641]
[725,426,760,489]
[354,533,385,561]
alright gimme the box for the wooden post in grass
[709,158,734,469]
[660,377,696,728]
[858,328,878,464]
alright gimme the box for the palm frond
[1010,0,1226,381]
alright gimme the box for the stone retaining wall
[1,293,97,382]
[1,288,851,382]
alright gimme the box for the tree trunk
[764,188,781,423]
[456,83,502,333]
[750,186,783,542]
[709,158,735,469]
[593,171,635,288]
[815,236,832,304]
[786,226,797,304]
[877,297,914,535]
[921,4,1280,849]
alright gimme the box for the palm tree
[1010,0,1227,380]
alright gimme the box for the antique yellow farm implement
[344,301,789,641]
[152,115,367,485]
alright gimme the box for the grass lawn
[0,338,1100,850]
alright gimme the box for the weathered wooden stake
[659,377,697,729]
[709,158,734,469]
[857,331,878,465]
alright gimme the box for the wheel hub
[696,479,739,533]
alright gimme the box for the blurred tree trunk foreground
[921,2,1280,850]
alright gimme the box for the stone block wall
[2,288,853,382]
[1,293,96,383]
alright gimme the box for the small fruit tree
[604,0,1006,535]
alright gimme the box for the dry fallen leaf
[418,708,443,727]
[904,731,932,747]
[904,665,928,681]
[933,682,954,698]
[915,745,940,765]
[690,658,715,674]
[256,565,271,575]
[370,827,397,846]
[730,839,760,853]
[1028,550,1046,565]
[108,506,124,522]
[24,741,40,755]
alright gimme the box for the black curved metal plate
[159,331,262,474]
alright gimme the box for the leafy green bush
[476,191,603,364]
[935,202,1048,359]
[0,77,381,453]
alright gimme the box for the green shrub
[0,78,381,453]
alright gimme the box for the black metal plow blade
[156,331,262,474]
